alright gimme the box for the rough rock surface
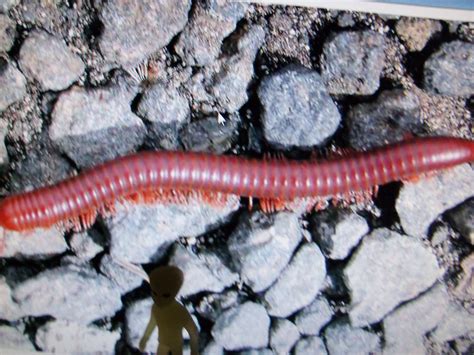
[202,341,224,355]
[99,254,145,295]
[0,119,9,172]
[180,114,240,154]
[395,18,441,51]
[168,244,238,298]
[424,41,474,97]
[36,320,121,354]
[347,89,421,150]
[446,198,474,245]
[137,82,190,150]
[264,243,327,317]
[0,326,35,351]
[1,227,68,259]
[99,0,191,67]
[49,85,146,168]
[196,290,239,321]
[0,0,19,13]
[186,25,265,114]
[108,195,239,263]
[294,296,333,336]
[125,298,157,353]
[383,283,450,355]
[431,301,474,343]
[0,59,27,111]
[12,265,122,324]
[294,336,327,355]
[69,232,104,261]
[344,228,443,326]
[258,64,340,148]
[0,276,23,321]
[396,164,474,237]
[269,319,300,354]
[310,209,369,260]
[211,302,270,351]
[0,14,15,52]
[321,31,386,95]
[324,320,381,355]
[19,30,84,91]
[228,212,303,293]
[176,0,248,66]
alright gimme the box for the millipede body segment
[0,136,473,232]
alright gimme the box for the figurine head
[149,266,184,307]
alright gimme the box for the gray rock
[396,164,474,237]
[99,254,144,295]
[324,320,381,355]
[211,302,270,350]
[344,228,443,327]
[70,232,104,260]
[125,298,157,353]
[196,290,239,321]
[186,25,265,114]
[294,296,333,336]
[321,31,385,95]
[270,319,300,355]
[108,194,239,263]
[311,209,369,260]
[240,349,273,355]
[337,12,355,27]
[424,41,474,97]
[0,227,68,259]
[446,198,474,245]
[431,301,474,343]
[49,85,146,168]
[176,0,248,66]
[169,244,238,298]
[228,212,303,293]
[137,83,190,150]
[258,65,340,148]
[384,283,450,355]
[346,89,421,151]
[0,14,15,52]
[0,276,24,321]
[0,326,35,351]
[395,18,442,52]
[12,265,122,324]
[0,59,27,111]
[19,30,84,91]
[0,119,8,172]
[202,340,224,355]
[294,336,327,355]
[264,243,327,318]
[180,114,240,154]
[0,0,19,13]
[99,0,191,67]
[36,320,120,354]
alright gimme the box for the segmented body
[0,136,473,232]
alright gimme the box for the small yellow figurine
[139,266,199,355]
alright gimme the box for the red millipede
[0,136,473,232]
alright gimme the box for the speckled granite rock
[0,59,27,112]
[395,18,441,52]
[0,14,15,52]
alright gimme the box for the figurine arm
[184,314,199,355]
[139,308,157,352]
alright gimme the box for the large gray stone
[211,302,270,351]
[264,243,327,317]
[0,14,15,52]
[168,244,238,298]
[99,0,191,67]
[424,41,474,97]
[176,0,248,66]
[396,164,474,237]
[0,59,27,112]
[0,276,23,321]
[321,31,385,95]
[99,254,145,295]
[49,85,146,168]
[19,30,84,91]
[431,301,474,343]
[70,231,104,261]
[294,296,333,336]
[12,265,122,324]
[269,319,300,355]
[344,228,443,326]
[324,320,381,355]
[125,298,157,353]
[108,195,239,263]
[294,336,327,355]
[395,18,441,52]
[0,326,35,351]
[228,212,303,293]
[36,320,120,354]
[258,65,340,148]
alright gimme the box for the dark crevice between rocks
[403,22,456,88]
[372,182,401,229]
[23,315,55,351]
[6,24,29,61]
